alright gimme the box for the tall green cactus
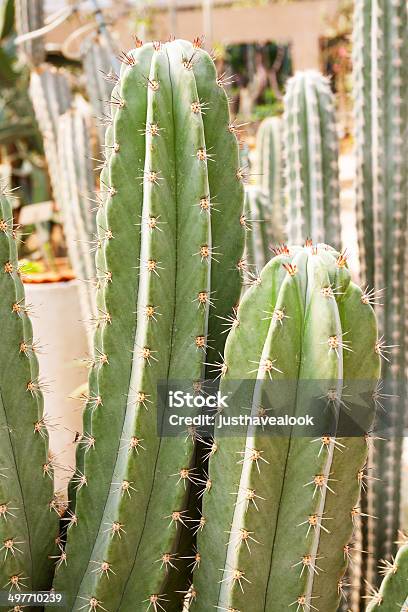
[53,39,245,610]
[57,106,97,332]
[195,243,381,611]
[366,538,408,611]
[0,187,58,592]
[353,0,408,584]
[255,116,285,245]
[283,71,341,248]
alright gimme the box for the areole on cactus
[52,38,245,610]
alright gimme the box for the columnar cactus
[353,0,408,581]
[195,243,381,612]
[57,106,97,331]
[0,187,58,592]
[53,39,245,610]
[81,32,119,143]
[366,538,408,611]
[14,0,45,65]
[29,66,72,204]
[244,185,271,270]
[255,116,285,245]
[283,72,341,248]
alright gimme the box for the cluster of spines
[283,71,341,249]
[53,39,245,611]
[0,187,58,593]
[194,243,381,611]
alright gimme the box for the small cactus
[0,187,58,592]
[53,39,245,610]
[283,72,341,248]
[195,243,381,612]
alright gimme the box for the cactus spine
[0,187,58,592]
[353,0,408,581]
[283,71,341,248]
[53,39,244,610]
[195,243,381,611]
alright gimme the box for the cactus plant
[52,38,245,610]
[244,185,271,271]
[80,31,119,144]
[14,0,45,66]
[195,243,381,612]
[255,116,285,244]
[57,105,97,332]
[366,537,408,611]
[0,186,58,592]
[29,65,73,205]
[353,0,408,584]
[283,72,341,249]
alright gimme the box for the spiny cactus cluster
[0,187,58,593]
[353,0,408,587]
[52,38,245,610]
[195,243,381,611]
[283,71,341,249]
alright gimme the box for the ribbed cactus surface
[57,106,97,329]
[81,32,119,144]
[284,72,341,248]
[14,0,45,65]
[255,116,285,247]
[195,243,381,612]
[53,39,244,610]
[353,0,408,581]
[29,66,73,205]
[0,188,58,592]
